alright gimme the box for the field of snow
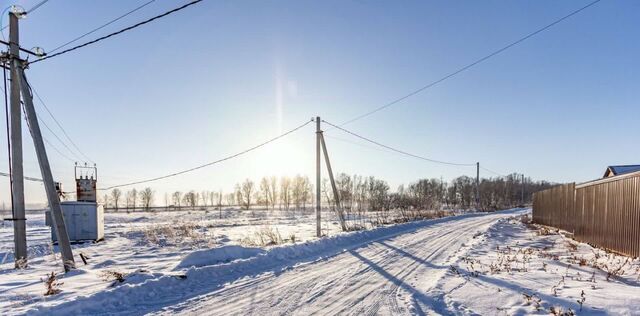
[0,207,352,314]
[1,208,639,315]
[0,206,455,314]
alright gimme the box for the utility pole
[320,132,346,231]
[6,9,75,271]
[521,173,525,205]
[8,11,26,267]
[475,162,480,211]
[315,116,321,237]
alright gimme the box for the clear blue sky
[1,0,638,205]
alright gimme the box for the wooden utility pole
[320,133,346,231]
[8,11,26,267]
[315,117,321,237]
[7,10,75,271]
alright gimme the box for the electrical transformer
[46,164,104,242]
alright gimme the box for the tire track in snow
[160,212,513,315]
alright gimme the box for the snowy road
[156,211,518,315]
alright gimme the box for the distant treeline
[99,173,553,213]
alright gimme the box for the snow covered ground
[0,207,349,315]
[1,208,639,315]
[436,214,640,315]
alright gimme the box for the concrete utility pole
[475,162,480,210]
[8,11,26,267]
[320,133,346,231]
[19,71,75,271]
[521,173,525,205]
[7,10,75,271]
[315,117,321,237]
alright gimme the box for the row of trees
[326,173,553,214]
[101,173,553,213]
[102,187,155,211]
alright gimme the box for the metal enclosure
[46,201,104,242]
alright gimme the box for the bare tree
[301,176,312,211]
[292,175,305,210]
[130,188,138,210]
[260,177,277,209]
[225,192,235,206]
[172,191,183,209]
[102,194,110,209]
[217,190,224,218]
[201,190,209,207]
[280,176,291,212]
[140,187,154,211]
[110,189,122,211]
[268,176,278,210]
[125,189,137,211]
[183,191,197,209]
[239,179,254,210]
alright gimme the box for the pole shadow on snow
[376,241,447,270]
[347,249,452,315]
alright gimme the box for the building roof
[604,165,640,178]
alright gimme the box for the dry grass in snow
[436,214,640,315]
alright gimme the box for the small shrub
[241,226,284,246]
[100,270,126,284]
[44,272,63,296]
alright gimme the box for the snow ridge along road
[34,209,523,315]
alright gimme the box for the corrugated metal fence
[532,172,640,257]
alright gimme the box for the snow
[174,245,264,270]
[435,214,640,315]
[1,208,638,315]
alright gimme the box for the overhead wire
[10,75,86,163]
[0,72,78,165]
[338,0,603,126]
[0,0,52,35]
[322,119,476,167]
[48,0,157,54]
[30,0,204,64]
[99,119,313,190]
[0,171,43,182]
[479,166,507,178]
[325,119,512,178]
[25,77,95,163]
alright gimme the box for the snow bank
[173,245,265,270]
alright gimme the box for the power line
[1,0,52,33]
[30,0,204,64]
[48,0,157,54]
[8,79,86,162]
[324,134,400,156]
[479,166,506,178]
[99,119,313,190]
[36,114,84,162]
[339,0,602,126]
[26,0,50,14]
[42,134,76,163]
[322,119,476,167]
[0,171,43,182]
[25,78,95,163]
[0,75,80,164]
